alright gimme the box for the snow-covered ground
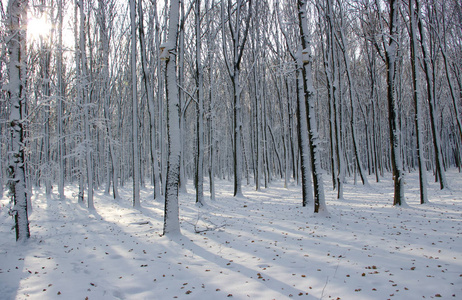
[1,170,461,300]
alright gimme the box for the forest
[1,0,461,240]
[1,0,462,298]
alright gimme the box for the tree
[416,0,448,189]
[163,0,181,236]
[6,0,30,241]
[276,0,313,207]
[221,0,252,198]
[383,0,405,206]
[97,0,120,200]
[317,0,346,198]
[130,0,140,208]
[138,0,160,200]
[409,0,428,204]
[335,0,369,187]
[298,0,327,213]
[75,0,95,209]
[195,0,205,206]
[56,0,65,200]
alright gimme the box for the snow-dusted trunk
[233,71,243,197]
[7,0,30,242]
[262,85,271,187]
[57,0,65,200]
[178,2,187,194]
[152,0,165,196]
[319,0,344,195]
[74,1,84,204]
[222,0,252,198]
[416,0,448,190]
[98,0,119,200]
[323,38,337,190]
[337,22,369,187]
[195,0,205,206]
[37,17,53,197]
[206,0,216,201]
[130,0,140,208]
[298,0,327,213]
[295,56,314,207]
[163,0,181,236]
[335,49,347,193]
[40,38,52,196]
[138,0,160,200]
[75,0,93,208]
[441,49,462,145]
[274,65,289,188]
[409,0,428,204]
[333,47,345,198]
[385,0,405,206]
[80,0,94,210]
[251,32,261,191]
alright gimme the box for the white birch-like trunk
[7,0,30,242]
[298,0,327,213]
[178,2,187,194]
[152,0,165,197]
[233,68,243,197]
[337,21,369,187]
[138,0,160,200]
[195,0,205,206]
[206,0,216,201]
[221,0,252,198]
[130,0,140,208]
[163,0,181,236]
[98,0,119,200]
[384,0,405,206]
[416,0,448,190]
[74,1,84,204]
[79,0,94,210]
[57,0,65,200]
[441,49,462,144]
[409,0,428,204]
[295,55,314,207]
[39,32,52,196]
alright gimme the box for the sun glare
[27,16,52,42]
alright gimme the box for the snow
[1,170,461,299]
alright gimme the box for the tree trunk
[163,0,181,236]
[222,0,252,198]
[298,0,327,213]
[337,17,369,186]
[195,0,205,206]
[7,0,30,242]
[78,0,94,209]
[409,0,428,204]
[384,0,405,206]
[138,0,160,200]
[130,0,140,208]
[416,0,448,189]
[56,0,66,200]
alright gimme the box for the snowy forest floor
[1,170,461,300]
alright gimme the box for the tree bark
[195,0,205,206]
[409,0,428,204]
[130,0,140,208]
[384,0,405,206]
[163,0,181,236]
[298,0,327,213]
[416,0,448,189]
[7,0,30,242]
[78,0,94,209]
[138,0,160,200]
